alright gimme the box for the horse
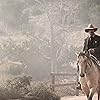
[77,52,100,100]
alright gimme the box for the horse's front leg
[98,92,100,100]
[97,88,100,100]
[88,88,96,100]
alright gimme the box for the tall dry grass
[0,75,60,100]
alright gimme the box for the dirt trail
[61,95,97,100]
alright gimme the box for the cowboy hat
[85,24,98,32]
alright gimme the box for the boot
[76,82,82,90]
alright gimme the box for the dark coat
[83,34,100,61]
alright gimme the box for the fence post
[51,72,55,91]
[76,73,79,96]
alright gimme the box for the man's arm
[90,35,100,53]
[83,39,85,51]
[83,38,88,52]
[94,36,100,53]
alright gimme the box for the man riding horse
[77,24,100,89]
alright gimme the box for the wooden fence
[50,72,79,96]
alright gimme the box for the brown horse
[77,52,100,100]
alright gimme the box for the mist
[0,0,99,80]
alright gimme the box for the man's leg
[76,82,81,90]
[76,65,82,90]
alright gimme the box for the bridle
[84,56,92,74]
[77,52,92,76]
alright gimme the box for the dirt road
[61,95,97,100]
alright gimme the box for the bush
[30,82,60,100]
[0,76,60,100]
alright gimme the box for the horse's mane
[89,55,100,70]
[78,52,100,70]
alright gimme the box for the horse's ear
[85,51,89,57]
[75,52,79,57]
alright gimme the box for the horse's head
[77,52,90,77]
